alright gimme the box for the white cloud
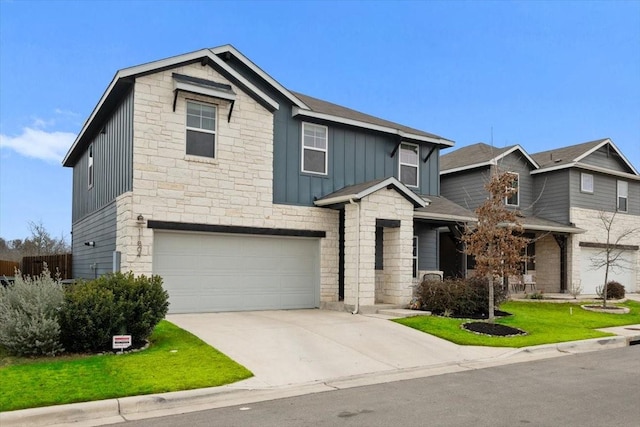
[0,127,76,163]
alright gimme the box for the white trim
[87,143,94,189]
[574,138,639,175]
[301,122,328,175]
[185,99,217,159]
[617,180,628,213]
[174,79,236,102]
[495,145,539,169]
[63,49,279,166]
[210,45,310,110]
[505,172,519,207]
[398,142,419,188]
[518,223,586,234]
[440,160,495,175]
[580,172,594,193]
[314,177,427,208]
[413,211,476,222]
[531,162,640,180]
[292,106,453,146]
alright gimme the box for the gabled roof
[314,177,427,208]
[530,138,639,176]
[440,143,539,175]
[291,92,453,146]
[64,44,454,166]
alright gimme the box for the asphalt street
[116,346,640,427]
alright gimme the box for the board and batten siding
[221,54,440,206]
[415,222,438,271]
[533,170,570,224]
[72,88,134,223]
[72,201,117,279]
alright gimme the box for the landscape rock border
[581,305,630,314]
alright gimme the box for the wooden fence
[21,254,73,279]
[0,260,20,276]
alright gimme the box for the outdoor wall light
[136,214,145,225]
[84,241,96,247]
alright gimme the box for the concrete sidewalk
[2,305,640,427]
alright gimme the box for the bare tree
[462,171,529,321]
[589,211,639,308]
[0,221,70,260]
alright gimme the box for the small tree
[589,211,639,308]
[462,171,529,321]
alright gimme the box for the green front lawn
[395,300,640,348]
[0,321,252,412]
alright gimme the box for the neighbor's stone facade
[113,62,340,303]
[569,207,640,292]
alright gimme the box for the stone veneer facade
[569,207,640,293]
[112,62,417,308]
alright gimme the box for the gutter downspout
[349,198,360,314]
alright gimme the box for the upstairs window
[88,144,94,189]
[302,122,328,174]
[617,180,628,212]
[399,143,419,187]
[505,173,519,207]
[581,173,594,193]
[186,101,216,158]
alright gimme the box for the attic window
[172,73,236,121]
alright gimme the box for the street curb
[2,334,636,427]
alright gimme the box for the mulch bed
[462,322,526,337]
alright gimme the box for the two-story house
[440,140,639,294]
[62,45,472,314]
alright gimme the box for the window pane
[618,197,627,212]
[201,118,215,131]
[187,114,200,128]
[618,180,628,197]
[201,104,216,118]
[304,149,326,173]
[400,144,418,165]
[186,130,215,158]
[187,102,200,116]
[582,173,594,192]
[401,164,417,186]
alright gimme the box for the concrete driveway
[167,310,512,388]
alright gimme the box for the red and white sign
[112,335,132,350]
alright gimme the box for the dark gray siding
[221,55,440,205]
[581,146,632,173]
[72,201,117,279]
[571,169,640,215]
[440,167,491,211]
[72,88,134,222]
[495,152,536,213]
[415,222,438,270]
[533,170,570,223]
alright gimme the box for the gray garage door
[153,231,320,313]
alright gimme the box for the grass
[394,300,640,348]
[0,320,253,412]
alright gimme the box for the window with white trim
[581,173,594,193]
[399,143,419,187]
[505,173,519,206]
[617,180,628,212]
[186,100,216,158]
[301,122,328,174]
[88,144,94,189]
[412,236,418,279]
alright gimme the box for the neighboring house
[440,139,640,294]
[62,45,471,313]
[531,139,640,294]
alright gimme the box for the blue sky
[1,0,639,242]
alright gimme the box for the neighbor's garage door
[580,247,636,294]
[153,231,320,313]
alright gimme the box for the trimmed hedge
[59,272,169,353]
[416,276,508,317]
[604,281,626,300]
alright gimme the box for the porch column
[343,201,376,308]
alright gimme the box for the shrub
[604,281,625,300]
[59,272,169,353]
[416,276,507,317]
[0,268,64,356]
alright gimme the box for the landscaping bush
[604,281,625,300]
[416,276,507,317]
[0,268,65,356]
[59,272,169,353]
